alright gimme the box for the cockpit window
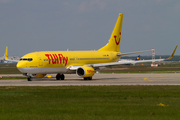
[28,58,33,61]
[20,58,33,61]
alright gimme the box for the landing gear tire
[56,74,60,80]
[27,76,32,81]
[84,77,92,80]
[60,74,65,80]
[56,73,65,80]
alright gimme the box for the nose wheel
[27,76,32,81]
[56,73,65,80]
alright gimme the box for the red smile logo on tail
[114,32,121,45]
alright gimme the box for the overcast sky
[0,0,179,57]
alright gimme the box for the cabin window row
[70,58,110,60]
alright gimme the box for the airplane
[3,46,19,63]
[135,55,140,61]
[16,13,178,81]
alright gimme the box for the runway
[0,73,180,86]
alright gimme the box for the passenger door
[36,54,43,66]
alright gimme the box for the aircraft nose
[16,61,23,68]
[16,61,26,73]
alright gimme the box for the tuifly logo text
[45,54,68,66]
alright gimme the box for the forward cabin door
[36,54,43,66]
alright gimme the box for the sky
[0,0,179,57]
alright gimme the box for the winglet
[165,45,178,60]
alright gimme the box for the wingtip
[165,45,178,60]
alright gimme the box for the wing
[68,45,178,70]
[93,45,178,68]
[92,59,163,68]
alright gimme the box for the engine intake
[76,66,95,78]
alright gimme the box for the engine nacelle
[76,66,95,78]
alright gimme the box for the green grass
[0,64,21,74]
[1,86,180,120]
[0,68,21,74]
[0,64,17,68]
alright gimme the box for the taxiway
[0,73,180,86]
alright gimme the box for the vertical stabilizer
[5,46,8,60]
[98,13,123,52]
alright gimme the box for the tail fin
[135,55,140,61]
[98,13,123,52]
[5,46,8,60]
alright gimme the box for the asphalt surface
[0,73,180,86]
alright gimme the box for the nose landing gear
[27,76,32,81]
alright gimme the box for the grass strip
[0,86,180,120]
[0,68,21,74]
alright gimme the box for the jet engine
[76,66,95,78]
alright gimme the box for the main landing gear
[56,73,65,80]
